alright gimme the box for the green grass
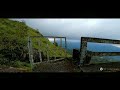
[0,18,71,69]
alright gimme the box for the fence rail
[80,37,120,65]
[87,51,120,56]
[28,36,67,69]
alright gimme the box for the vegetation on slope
[0,18,70,69]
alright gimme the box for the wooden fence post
[46,44,50,61]
[79,38,87,65]
[28,36,33,70]
[54,37,56,45]
[38,40,42,62]
[65,37,67,58]
[60,38,62,47]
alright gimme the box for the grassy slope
[0,18,71,70]
[28,28,67,57]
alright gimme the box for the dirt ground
[0,60,120,72]
[0,67,30,72]
[80,62,120,72]
[32,60,120,72]
[0,65,31,72]
[33,60,80,72]
[0,59,79,72]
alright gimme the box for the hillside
[0,18,70,70]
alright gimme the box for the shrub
[10,60,31,68]
[11,61,22,68]
[0,54,10,65]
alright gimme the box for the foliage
[10,61,31,68]
[0,54,10,65]
[0,18,70,68]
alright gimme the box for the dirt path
[0,59,80,72]
[33,60,80,72]
[1,60,120,72]
[0,67,30,72]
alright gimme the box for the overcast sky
[12,18,120,41]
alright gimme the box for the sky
[11,18,120,47]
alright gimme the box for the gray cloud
[11,18,120,40]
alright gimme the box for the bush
[0,54,30,68]
[22,62,31,67]
[11,60,31,68]
[11,61,22,68]
[0,54,10,65]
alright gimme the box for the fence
[28,36,67,69]
[79,37,120,65]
